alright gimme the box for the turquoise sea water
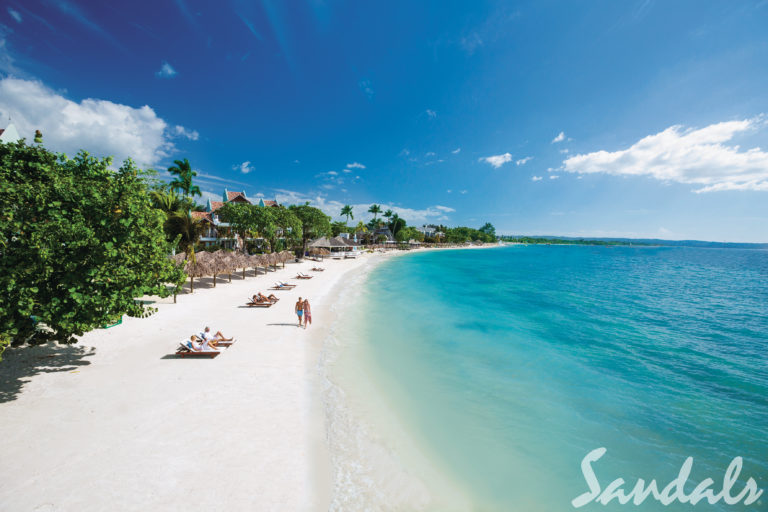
[331,246,768,510]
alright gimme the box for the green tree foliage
[330,221,348,237]
[0,141,186,346]
[499,236,636,246]
[398,226,424,242]
[479,222,496,238]
[340,204,354,224]
[288,203,332,254]
[150,189,206,255]
[218,202,261,251]
[268,207,302,252]
[444,225,496,243]
[167,158,201,198]
[0,333,9,361]
[388,212,406,236]
[354,221,368,243]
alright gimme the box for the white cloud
[347,162,366,169]
[480,152,513,168]
[446,189,452,193]
[233,161,254,174]
[434,205,455,212]
[156,61,177,78]
[452,148,461,154]
[173,124,199,141]
[8,9,22,23]
[552,131,566,143]
[425,151,436,157]
[516,156,533,166]
[460,190,468,194]
[549,175,559,180]
[0,77,179,167]
[531,176,542,181]
[426,109,437,118]
[327,170,338,176]
[562,117,768,192]
[560,148,569,154]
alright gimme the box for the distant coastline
[500,236,768,249]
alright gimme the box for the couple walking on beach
[295,297,312,329]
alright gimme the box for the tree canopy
[288,203,331,253]
[0,140,186,348]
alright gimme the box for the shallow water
[325,246,768,510]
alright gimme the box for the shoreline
[0,251,391,510]
[0,245,499,510]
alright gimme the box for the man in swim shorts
[295,297,304,327]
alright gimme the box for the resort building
[194,189,280,248]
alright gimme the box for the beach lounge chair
[311,267,325,272]
[176,341,220,358]
[270,282,296,290]
[295,273,313,279]
[246,298,273,307]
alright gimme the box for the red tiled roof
[262,199,278,207]
[226,191,250,203]
[209,201,225,212]
[0,129,4,136]
[191,211,213,223]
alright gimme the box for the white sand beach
[0,252,391,512]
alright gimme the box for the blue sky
[1,1,768,241]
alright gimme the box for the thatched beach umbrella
[183,251,214,292]
[266,252,277,271]
[280,250,293,267]
[233,252,250,279]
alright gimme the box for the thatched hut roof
[309,237,331,248]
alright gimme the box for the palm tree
[150,189,186,215]
[168,158,201,198]
[383,209,393,222]
[340,205,354,224]
[368,204,381,221]
[150,189,205,258]
[166,211,206,257]
[354,221,368,243]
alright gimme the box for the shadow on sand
[0,343,95,404]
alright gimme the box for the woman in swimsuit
[303,299,311,329]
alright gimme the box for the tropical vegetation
[0,139,186,351]
[0,135,499,359]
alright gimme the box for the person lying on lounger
[201,326,233,345]
[273,282,296,289]
[185,335,219,352]
[253,292,279,303]
[311,267,325,271]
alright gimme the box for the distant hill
[501,236,768,250]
